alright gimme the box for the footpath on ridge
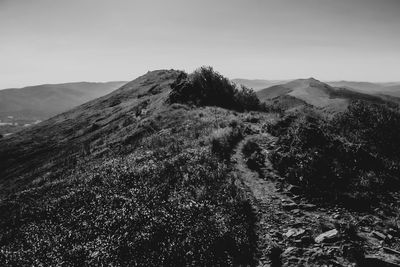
[232,125,400,266]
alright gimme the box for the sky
[0,0,399,88]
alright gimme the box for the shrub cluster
[269,101,400,209]
[169,66,261,112]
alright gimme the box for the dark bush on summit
[169,66,261,112]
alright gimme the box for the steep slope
[0,69,262,266]
[0,81,127,121]
[257,78,385,112]
[0,71,177,194]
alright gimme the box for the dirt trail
[233,132,400,266]
[233,134,288,266]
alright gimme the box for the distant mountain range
[326,81,400,97]
[0,81,127,121]
[1,77,399,135]
[232,79,291,91]
[234,78,400,98]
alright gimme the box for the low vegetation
[210,124,244,160]
[0,107,257,266]
[269,101,400,209]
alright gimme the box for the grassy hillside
[0,68,263,266]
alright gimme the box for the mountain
[327,81,400,97]
[257,78,386,112]
[0,81,127,121]
[380,84,400,97]
[0,69,262,265]
[232,78,290,91]
[0,71,176,193]
[1,68,400,266]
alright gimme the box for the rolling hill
[0,81,127,121]
[232,78,290,91]
[327,81,400,97]
[257,78,386,112]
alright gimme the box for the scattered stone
[282,202,298,210]
[358,232,382,247]
[372,231,387,240]
[383,247,400,256]
[282,246,296,256]
[315,229,339,243]
[284,228,305,238]
[292,208,302,215]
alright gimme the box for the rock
[383,247,400,256]
[292,195,301,201]
[282,246,296,256]
[292,208,302,215]
[358,232,382,247]
[372,231,387,240]
[282,202,298,210]
[300,203,317,211]
[284,228,305,238]
[315,229,339,243]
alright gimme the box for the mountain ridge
[256,78,388,112]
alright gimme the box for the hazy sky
[1,0,399,88]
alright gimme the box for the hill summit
[257,77,385,112]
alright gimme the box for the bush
[269,102,400,208]
[234,86,261,112]
[169,66,261,112]
[333,100,400,159]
